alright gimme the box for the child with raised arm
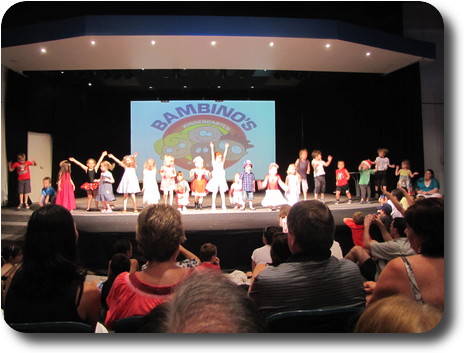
[142,158,160,206]
[69,151,107,211]
[395,159,419,195]
[175,171,190,212]
[373,148,395,198]
[8,153,37,209]
[39,177,56,206]
[311,149,332,203]
[95,161,116,213]
[335,161,352,204]
[295,148,311,200]
[261,163,288,211]
[358,160,376,204]
[55,160,76,211]
[108,152,141,213]
[285,163,301,206]
[159,154,177,206]
[189,156,210,210]
[206,142,230,211]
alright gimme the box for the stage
[1,192,378,273]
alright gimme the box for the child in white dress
[175,171,190,212]
[285,163,301,206]
[229,172,245,209]
[142,158,160,206]
[160,154,177,206]
[261,163,288,211]
[206,142,229,210]
[108,152,141,212]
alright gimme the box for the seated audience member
[354,295,442,333]
[3,204,101,330]
[343,211,365,247]
[177,244,201,268]
[279,204,291,233]
[104,204,194,329]
[366,198,444,310]
[344,215,415,281]
[415,169,442,198]
[107,239,139,276]
[197,243,221,272]
[250,225,282,271]
[249,200,366,317]
[1,245,23,307]
[161,270,266,333]
[100,253,131,320]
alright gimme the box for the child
[358,160,376,204]
[108,152,141,213]
[95,161,116,213]
[8,153,37,209]
[239,160,256,211]
[395,160,419,195]
[285,163,301,206]
[175,171,190,212]
[39,177,56,206]
[278,204,291,233]
[294,148,311,200]
[142,158,160,206]
[69,151,107,211]
[373,148,395,198]
[189,156,210,210]
[197,243,221,272]
[335,161,352,204]
[159,154,177,206]
[55,160,76,211]
[343,211,366,247]
[261,163,288,211]
[206,142,229,211]
[229,172,245,209]
[311,150,332,203]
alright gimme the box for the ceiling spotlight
[40,48,47,54]
[269,42,275,47]
[151,40,156,45]
[217,85,221,88]
[88,82,92,87]
[90,40,96,46]
[211,41,217,46]
[183,85,188,89]
[366,52,371,56]
[325,43,331,48]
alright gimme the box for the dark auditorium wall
[3,64,423,205]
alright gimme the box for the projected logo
[154,115,254,170]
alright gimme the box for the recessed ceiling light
[325,43,331,48]
[151,40,156,46]
[88,83,92,87]
[251,86,255,89]
[211,41,217,46]
[269,42,275,47]
[183,85,188,89]
[217,85,221,88]
[366,52,371,56]
[40,48,47,54]
[90,40,96,46]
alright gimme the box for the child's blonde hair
[377,148,389,155]
[311,150,321,159]
[86,158,96,165]
[164,154,174,164]
[122,155,136,168]
[100,160,115,171]
[176,171,185,181]
[144,158,156,170]
[401,159,410,168]
[287,163,296,174]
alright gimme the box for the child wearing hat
[239,160,256,210]
[358,159,377,204]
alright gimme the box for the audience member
[176,244,201,268]
[366,198,444,310]
[250,225,282,271]
[249,200,366,317]
[107,239,139,276]
[104,204,194,329]
[343,211,365,247]
[197,243,221,272]
[415,169,443,199]
[100,253,131,320]
[3,204,101,329]
[1,245,23,307]
[162,270,266,333]
[278,204,291,233]
[344,216,415,281]
[354,295,442,333]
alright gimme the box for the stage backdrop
[131,100,276,180]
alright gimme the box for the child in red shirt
[8,153,37,209]
[343,211,366,247]
[335,161,352,204]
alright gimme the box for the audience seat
[265,306,364,333]
[8,321,93,333]
[112,316,145,333]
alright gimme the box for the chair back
[9,321,93,333]
[266,306,364,333]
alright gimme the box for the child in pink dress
[160,154,177,206]
[260,163,288,211]
[55,160,76,211]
